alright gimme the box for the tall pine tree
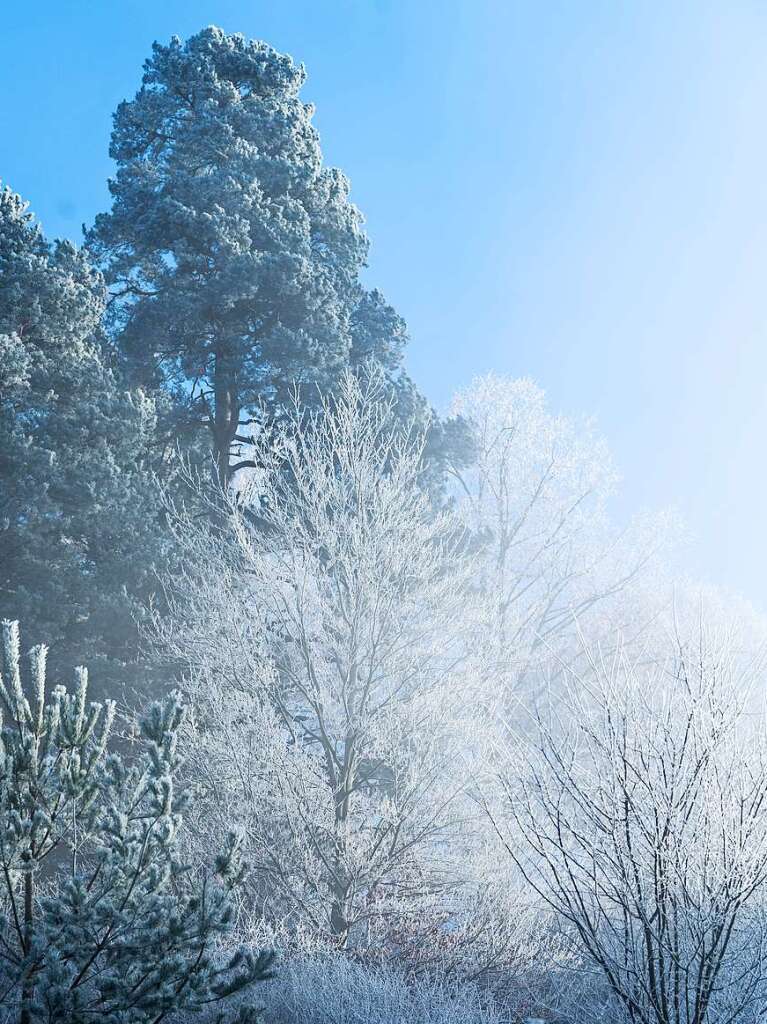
[87,26,423,486]
[0,185,167,698]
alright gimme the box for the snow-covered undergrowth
[179,953,508,1024]
[261,956,507,1024]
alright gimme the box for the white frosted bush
[257,955,506,1024]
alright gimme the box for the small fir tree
[0,619,273,1024]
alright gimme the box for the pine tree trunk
[20,873,33,1024]
[211,350,239,490]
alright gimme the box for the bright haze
[2,0,766,607]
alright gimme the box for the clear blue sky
[2,1,767,607]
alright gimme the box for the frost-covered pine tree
[0,620,273,1024]
[0,184,169,699]
[87,26,438,487]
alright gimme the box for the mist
[2,8,767,1024]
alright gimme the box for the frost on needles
[0,619,274,1024]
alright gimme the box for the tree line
[2,25,767,1024]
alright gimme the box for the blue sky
[2,1,767,607]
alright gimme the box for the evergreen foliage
[87,27,438,486]
[0,619,274,1023]
[0,185,169,698]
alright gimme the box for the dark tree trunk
[20,873,33,1024]
[211,351,240,490]
[329,732,357,947]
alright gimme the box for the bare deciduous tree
[489,624,767,1024]
[155,372,482,948]
[449,374,676,703]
